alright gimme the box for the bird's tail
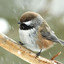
[58,39,64,45]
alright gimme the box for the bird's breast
[19,28,41,52]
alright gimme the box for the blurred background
[0,0,64,64]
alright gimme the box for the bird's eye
[20,23,33,30]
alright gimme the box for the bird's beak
[18,22,21,24]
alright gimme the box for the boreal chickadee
[18,11,64,56]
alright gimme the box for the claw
[36,49,42,57]
[18,41,24,45]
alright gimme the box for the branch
[0,33,63,64]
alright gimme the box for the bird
[18,11,64,56]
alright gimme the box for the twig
[51,52,61,60]
[0,33,63,64]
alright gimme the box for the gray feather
[41,29,64,45]
[58,39,64,45]
[41,30,58,41]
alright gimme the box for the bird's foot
[36,49,42,57]
[18,41,24,45]
[36,52,41,57]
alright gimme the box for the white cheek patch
[23,21,32,25]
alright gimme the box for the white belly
[19,28,41,52]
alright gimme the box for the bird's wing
[41,26,64,45]
[41,21,59,42]
[41,29,59,42]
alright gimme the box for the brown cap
[20,11,39,22]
